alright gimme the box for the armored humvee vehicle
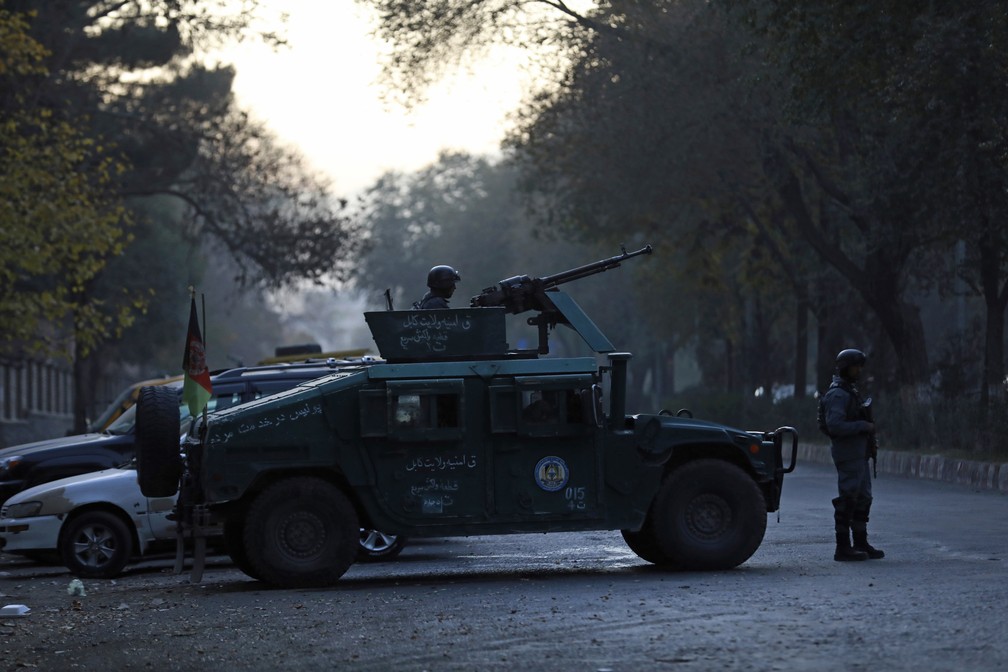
[136,246,797,587]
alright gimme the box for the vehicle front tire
[358,529,407,562]
[621,516,674,566]
[60,510,134,579]
[242,477,359,588]
[651,459,767,570]
[135,385,182,498]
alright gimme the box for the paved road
[1,462,1006,671]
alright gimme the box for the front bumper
[0,515,64,552]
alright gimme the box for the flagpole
[200,291,209,426]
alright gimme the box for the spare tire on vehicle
[135,385,182,497]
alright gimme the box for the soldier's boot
[851,499,884,559]
[833,497,868,562]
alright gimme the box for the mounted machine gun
[470,244,653,354]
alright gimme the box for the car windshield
[105,405,137,434]
[105,401,191,435]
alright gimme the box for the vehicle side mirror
[580,385,603,428]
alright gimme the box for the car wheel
[60,510,134,579]
[135,385,182,497]
[242,477,359,588]
[651,459,767,570]
[358,529,407,562]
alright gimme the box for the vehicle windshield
[105,401,192,435]
[105,405,137,434]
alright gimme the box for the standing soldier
[413,265,461,310]
[821,348,885,562]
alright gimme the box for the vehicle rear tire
[60,510,134,579]
[358,529,407,562]
[242,477,359,588]
[135,385,181,498]
[224,519,262,580]
[651,459,767,570]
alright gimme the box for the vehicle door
[487,374,602,520]
[359,378,480,522]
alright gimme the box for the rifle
[470,244,653,314]
[862,397,879,478]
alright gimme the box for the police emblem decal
[534,456,569,492]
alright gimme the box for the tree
[8,1,360,291]
[736,0,1008,405]
[361,0,1008,399]
[2,2,369,430]
[0,6,134,359]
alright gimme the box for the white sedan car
[0,465,406,579]
[0,465,177,578]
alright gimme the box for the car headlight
[0,455,22,477]
[4,501,43,518]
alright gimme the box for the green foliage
[10,1,357,292]
[873,394,1008,460]
[88,209,200,368]
[0,7,133,358]
[3,1,361,430]
[0,5,46,77]
[361,0,1008,403]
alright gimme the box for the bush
[661,389,1008,460]
[661,389,820,438]
[883,394,1008,459]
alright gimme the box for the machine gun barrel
[539,245,653,288]
[470,244,653,314]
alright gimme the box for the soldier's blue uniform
[413,265,460,310]
[824,349,884,561]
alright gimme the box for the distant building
[0,357,74,448]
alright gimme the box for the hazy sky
[219,1,533,196]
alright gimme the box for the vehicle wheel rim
[73,525,117,568]
[685,493,732,540]
[277,511,326,559]
[359,529,398,553]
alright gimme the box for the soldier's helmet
[835,348,867,373]
[427,265,461,290]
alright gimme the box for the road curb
[798,443,1008,493]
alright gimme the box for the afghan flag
[182,297,213,417]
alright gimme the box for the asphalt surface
[1,461,1006,671]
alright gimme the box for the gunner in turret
[413,265,461,309]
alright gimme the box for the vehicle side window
[391,393,460,430]
[360,379,465,442]
[520,390,561,424]
[512,374,596,437]
[213,392,243,412]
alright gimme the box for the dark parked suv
[0,361,362,506]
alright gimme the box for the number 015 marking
[565,486,587,510]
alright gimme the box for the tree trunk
[794,296,808,399]
[72,341,88,434]
[982,305,1005,406]
[979,241,1008,407]
[776,162,930,391]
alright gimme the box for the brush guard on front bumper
[772,426,799,476]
